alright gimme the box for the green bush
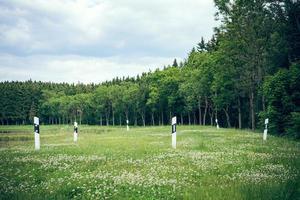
[262,63,300,137]
[287,112,300,139]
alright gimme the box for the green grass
[0,125,299,199]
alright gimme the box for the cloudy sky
[0,0,219,83]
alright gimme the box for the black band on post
[34,124,39,134]
[172,124,176,134]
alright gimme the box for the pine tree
[172,59,178,67]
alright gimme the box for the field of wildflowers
[0,125,299,199]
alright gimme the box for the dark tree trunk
[223,107,231,128]
[238,97,242,129]
[151,113,155,126]
[203,97,208,125]
[198,97,202,125]
[79,113,82,125]
[180,113,183,125]
[141,114,145,127]
[112,111,115,126]
[250,91,255,130]
[262,95,265,111]
[208,106,213,126]
[106,113,109,126]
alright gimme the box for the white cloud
[0,18,31,44]
[0,0,218,82]
[0,0,218,53]
[0,54,177,83]
[0,0,110,51]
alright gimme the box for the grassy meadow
[0,125,299,199]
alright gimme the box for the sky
[0,0,219,84]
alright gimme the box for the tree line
[0,0,299,138]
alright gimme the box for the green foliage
[263,69,292,135]
[287,112,300,139]
[0,0,299,137]
[262,64,300,137]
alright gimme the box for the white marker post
[126,120,129,131]
[215,119,220,129]
[74,122,78,142]
[34,117,40,150]
[171,116,177,149]
[263,118,269,141]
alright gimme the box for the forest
[0,0,299,138]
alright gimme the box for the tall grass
[0,125,299,199]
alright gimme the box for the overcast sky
[0,0,219,83]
